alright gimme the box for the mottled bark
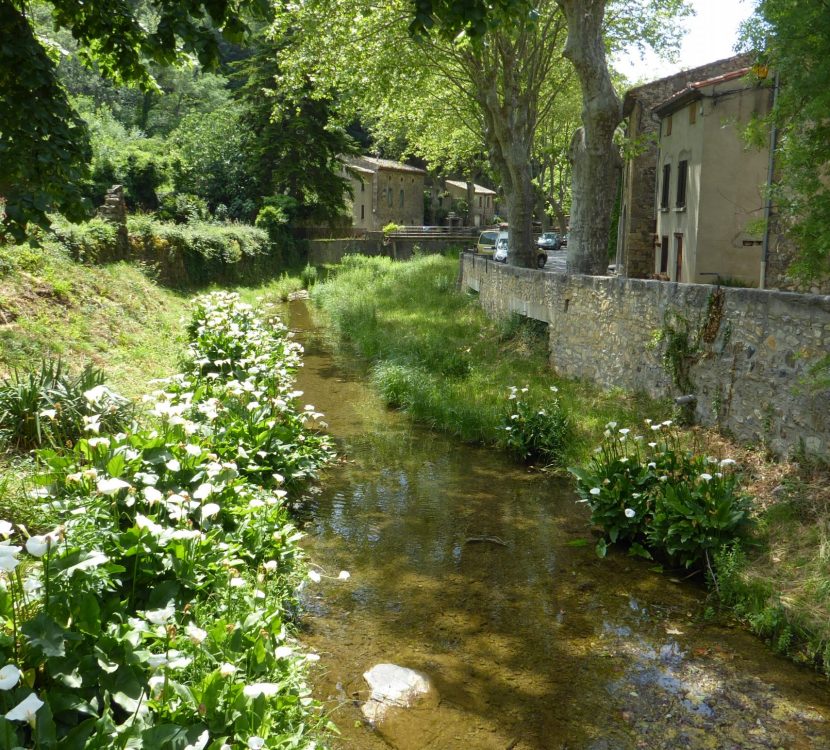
[558,0,622,275]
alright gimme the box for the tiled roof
[653,67,753,116]
[445,179,497,195]
[352,156,426,175]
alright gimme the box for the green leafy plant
[0,359,132,451]
[570,420,751,570]
[0,292,335,748]
[499,385,571,465]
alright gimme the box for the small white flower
[0,521,12,538]
[606,421,617,430]
[624,508,636,518]
[145,604,175,625]
[719,458,737,467]
[243,683,280,698]
[699,473,713,482]
[185,622,208,645]
[247,738,266,750]
[5,692,44,723]
[338,570,351,580]
[193,483,214,500]
[0,665,21,690]
[305,653,320,663]
[275,646,292,659]
[619,428,630,436]
[550,385,558,393]
[263,560,278,572]
[647,462,657,469]
[87,437,110,449]
[97,477,130,495]
[39,409,57,420]
[219,662,237,677]
[143,486,163,505]
[185,444,202,457]
[308,570,321,583]
[201,503,221,519]
[229,577,246,588]
[165,459,181,473]
[25,536,50,557]
[648,442,657,448]
[589,488,601,496]
[662,420,673,427]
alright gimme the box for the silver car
[495,232,548,268]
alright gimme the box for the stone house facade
[443,179,498,226]
[652,67,773,285]
[615,54,755,279]
[343,156,425,230]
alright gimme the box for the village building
[615,54,756,279]
[442,179,498,227]
[651,67,773,285]
[343,156,425,231]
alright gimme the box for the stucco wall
[618,54,756,279]
[461,253,830,458]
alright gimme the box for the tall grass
[312,254,668,465]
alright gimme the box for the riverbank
[309,252,830,676]
[0,243,335,746]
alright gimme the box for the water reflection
[288,301,830,750]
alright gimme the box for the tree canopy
[743,0,830,283]
[0,0,270,240]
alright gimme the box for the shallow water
[288,301,830,750]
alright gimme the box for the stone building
[443,179,498,226]
[615,54,755,279]
[343,156,425,230]
[652,67,773,285]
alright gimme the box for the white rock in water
[361,663,435,724]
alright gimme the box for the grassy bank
[311,253,666,466]
[311,252,830,675]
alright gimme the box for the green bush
[0,292,334,748]
[157,192,210,224]
[50,217,118,263]
[498,385,571,465]
[126,216,271,285]
[0,359,132,451]
[570,421,752,568]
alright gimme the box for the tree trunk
[558,0,622,275]
[466,180,475,226]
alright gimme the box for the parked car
[537,232,562,252]
[560,233,568,248]
[475,229,499,256]
[494,232,548,268]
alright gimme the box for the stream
[287,301,830,750]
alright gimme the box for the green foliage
[50,217,118,263]
[650,312,701,394]
[1,0,272,239]
[0,292,333,748]
[382,222,401,235]
[570,421,752,570]
[234,36,358,223]
[171,104,255,219]
[157,193,211,225]
[742,0,830,282]
[0,360,132,451]
[0,4,92,241]
[300,264,319,289]
[126,216,271,285]
[499,385,571,465]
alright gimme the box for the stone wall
[461,253,830,458]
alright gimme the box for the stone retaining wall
[461,253,830,458]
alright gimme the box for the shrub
[0,359,132,451]
[50,217,118,263]
[498,385,571,465]
[570,420,752,568]
[126,217,271,285]
[157,193,211,224]
[0,292,334,748]
[300,263,319,289]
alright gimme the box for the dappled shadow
[291,305,830,750]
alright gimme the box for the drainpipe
[760,71,780,290]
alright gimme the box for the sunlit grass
[311,253,671,466]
